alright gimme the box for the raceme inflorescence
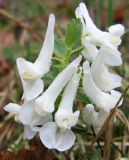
[4,3,124,151]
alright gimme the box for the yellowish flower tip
[23,71,35,80]
[35,105,48,116]
[110,37,120,45]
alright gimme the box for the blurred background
[0,0,129,159]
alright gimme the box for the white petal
[101,44,122,66]
[23,125,37,140]
[39,122,58,149]
[75,7,87,34]
[19,101,51,126]
[4,103,20,113]
[17,58,41,80]
[57,69,81,112]
[56,129,75,152]
[79,2,108,46]
[55,69,81,129]
[82,104,99,127]
[55,110,80,129]
[81,41,99,61]
[34,14,55,75]
[83,61,122,111]
[91,50,122,91]
[39,122,75,151]
[22,78,44,101]
[77,3,123,49]
[108,24,125,37]
[17,58,44,100]
[4,103,21,122]
[79,3,100,33]
[35,56,82,116]
[75,6,98,61]
[82,104,109,128]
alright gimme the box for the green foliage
[77,89,91,104]
[90,149,101,160]
[65,19,82,50]
[3,43,22,63]
[54,36,67,56]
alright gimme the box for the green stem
[71,46,84,55]
[52,57,64,63]
[64,49,71,64]
[108,0,114,26]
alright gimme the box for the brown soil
[0,140,57,160]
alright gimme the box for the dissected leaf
[54,36,66,56]
[65,19,82,49]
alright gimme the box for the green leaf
[54,36,67,56]
[3,43,21,63]
[65,19,82,50]
[77,89,91,104]
[90,149,102,160]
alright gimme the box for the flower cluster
[4,3,124,151]
[75,3,124,132]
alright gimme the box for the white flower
[75,6,99,61]
[91,47,122,92]
[35,55,82,116]
[83,61,122,112]
[17,14,55,101]
[99,44,122,66]
[75,3,124,63]
[4,103,21,122]
[39,69,81,151]
[4,101,52,140]
[82,104,109,131]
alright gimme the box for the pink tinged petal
[35,14,55,74]
[83,61,122,111]
[108,24,125,37]
[35,56,82,115]
[39,122,76,151]
[23,125,37,140]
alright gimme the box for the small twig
[111,142,124,156]
[72,127,93,136]
[91,125,103,157]
[91,84,129,147]
[103,117,114,160]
